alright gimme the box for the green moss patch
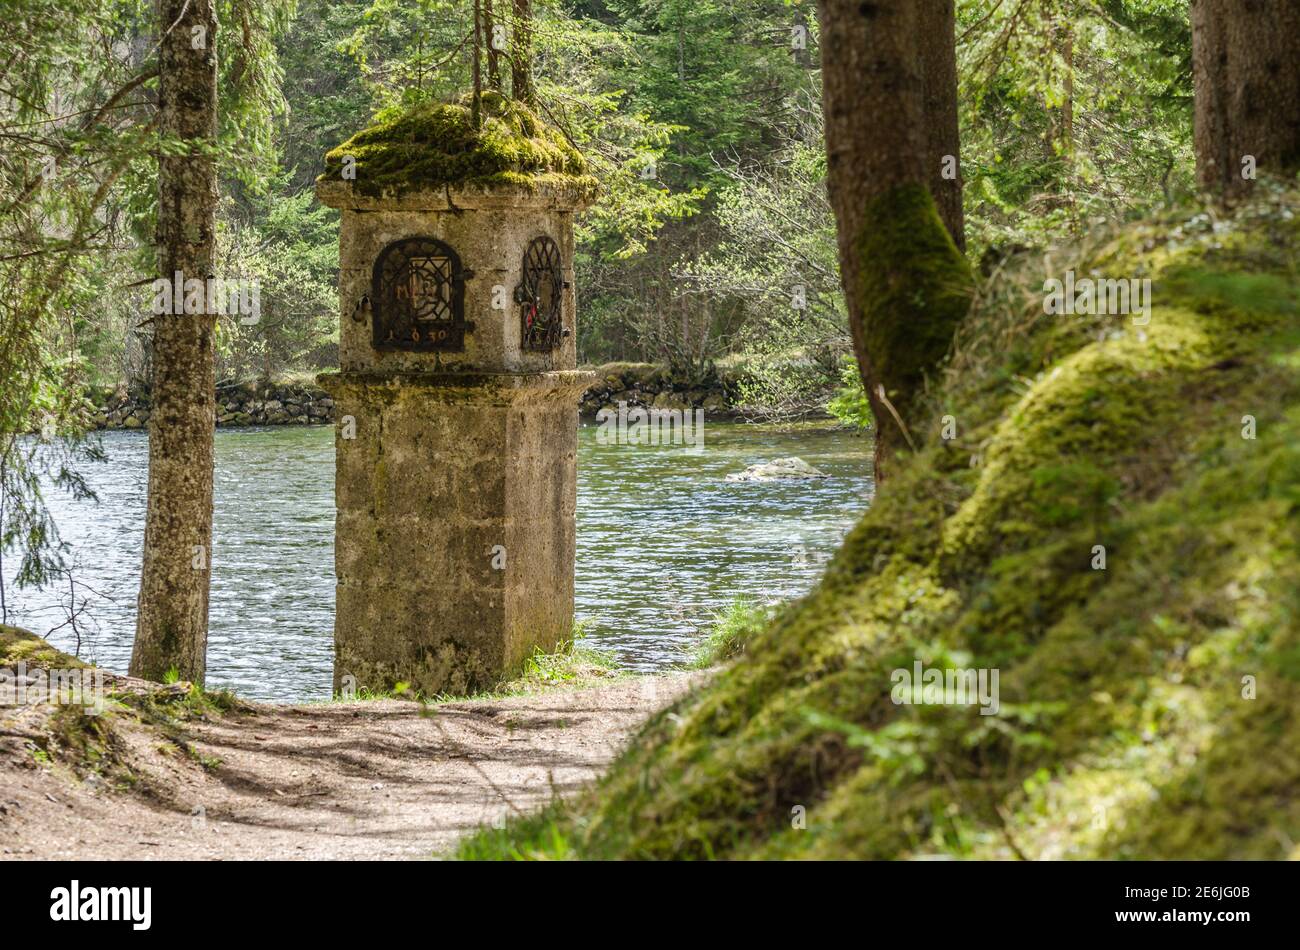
[0,625,87,668]
[855,183,974,431]
[320,92,598,199]
[458,184,1300,860]
[0,625,245,783]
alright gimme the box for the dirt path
[0,674,698,860]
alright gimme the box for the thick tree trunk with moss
[1192,0,1300,197]
[817,0,973,477]
[918,0,965,250]
[130,0,218,684]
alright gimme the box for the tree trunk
[817,0,973,478]
[1192,0,1300,197]
[485,0,501,91]
[472,0,483,127]
[131,0,218,684]
[917,0,966,250]
[511,0,535,106]
[793,5,811,69]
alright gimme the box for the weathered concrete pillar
[316,97,596,696]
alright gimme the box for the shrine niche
[372,236,470,351]
[516,235,566,352]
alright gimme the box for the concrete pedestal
[319,370,592,696]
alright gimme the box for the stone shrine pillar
[316,105,595,696]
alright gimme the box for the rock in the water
[726,457,828,482]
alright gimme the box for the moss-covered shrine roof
[319,92,599,200]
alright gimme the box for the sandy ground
[0,673,698,860]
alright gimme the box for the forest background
[0,0,1193,592]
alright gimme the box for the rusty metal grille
[516,236,565,352]
[372,236,468,351]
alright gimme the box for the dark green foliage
[960,0,1195,254]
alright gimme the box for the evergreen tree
[131,0,220,684]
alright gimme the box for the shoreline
[87,362,743,431]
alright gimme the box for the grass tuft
[690,596,773,668]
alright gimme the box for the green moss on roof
[320,92,598,199]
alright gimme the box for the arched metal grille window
[371,236,470,351]
[515,236,566,352]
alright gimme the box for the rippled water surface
[5,422,872,701]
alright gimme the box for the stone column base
[317,370,595,697]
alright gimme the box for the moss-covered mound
[0,624,87,668]
[320,92,598,199]
[460,184,1300,860]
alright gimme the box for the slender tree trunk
[1059,19,1075,156]
[817,0,973,478]
[1192,0,1300,197]
[677,23,686,83]
[472,0,483,127]
[793,6,811,69]
[511,0,535,106]
[918,0,966,250]
[131,0,218,684]
[485,0,501,91]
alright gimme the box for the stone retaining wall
[90,381,335,429]
[577,362,736,417]
[89,363,737,429]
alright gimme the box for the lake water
[3,422,873,701]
